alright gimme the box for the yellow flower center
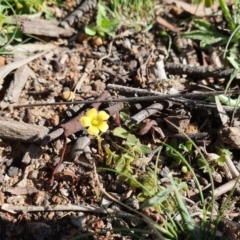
[91,117,99,126]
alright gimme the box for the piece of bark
[0,118,49,143]
[165,115,190,133]
[0,65,35,109]
[11,16,75,37]
[218,126,240,149]
[41,128,64,146]
[129,102,169,124]
[60,0,97,28]
[104,102,124,116]
[164,62,240,79]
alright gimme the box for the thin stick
[164,62,240,79]
[1,203,130,215]
[13,90,240,108]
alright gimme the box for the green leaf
[185,141,193,152]
[116,157,125,172]
[104,30,115,37]
[104,146,117,165]
[126,134,138,145]
[227,56,240,69]
[143,183,157,196]
[137,192,148,202]
[197,158,206,168]
[113,127,128,139]
[183,31,224,41]
[85,26,97,36]
[98,2,107,17]
[166,147,181,164]
[217,156,227,166]
[178,143,189,152]
[139,144,151,154]
[119,111,129,121]
[200,37,224,48]
[97,30,106,38]
[123,152,134,159]
[106,18,119,28]
[100,18,111,28]
[140,188,172,208]
[192,19,216,31]
[203,0,214,8]
[0,32,8,46]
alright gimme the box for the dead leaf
[215,96,229,126]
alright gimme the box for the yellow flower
[80,108,110,136]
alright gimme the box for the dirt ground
[1,0,240,239]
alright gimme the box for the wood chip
[11,16,76,37]
[0,118,49,143]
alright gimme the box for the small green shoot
[185,0,240,68]
[166,138,193,165]
[85,1,119,38]
[109,0,154,30]
[105,127,152,191]
[182,19,227,49]
[192,0,214,8]
[5,0,57,17]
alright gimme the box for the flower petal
[98,121,109,133]
[80,116,91,127]
[97,111,110,121]
[86,108,97,118]
[88,125,99,136]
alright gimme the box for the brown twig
[129,102,170,124]
[164,62,240,79]
[1,203,130,215]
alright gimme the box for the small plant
[80,108,110,155]
[0,0,23,50]
[85,1,119,38]
[192,0,214,8]
[105,126,151,190]
[166,138,193,165]
[184,0,240,68]
[5,0,58,16]
[198,147,232,173]
[109,0,154,30]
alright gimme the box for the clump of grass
[0,0,22,52]
[84,0,155,38]
[100,114,237,239]
[185,0,240,69]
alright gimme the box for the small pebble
[28,170,39,179]
[7,166,19,177]
[61,91,75,101]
